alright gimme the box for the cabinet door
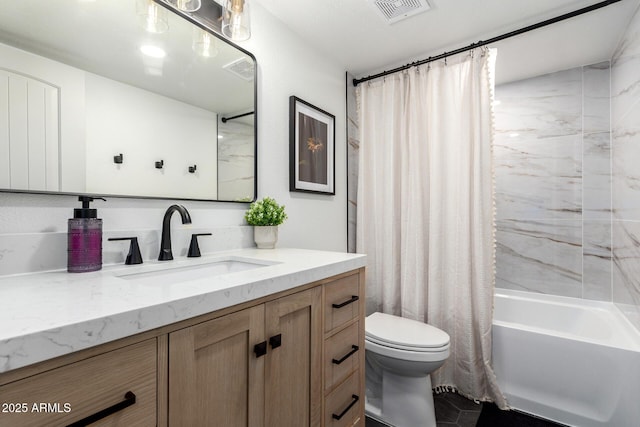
[264,287,322,427]
[168,305,265,427]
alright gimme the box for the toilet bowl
[364,312,450,427]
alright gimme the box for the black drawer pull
[254,341,267,358]
[332,345,359,365]
[332,295,359,309]
[66,391,136,427]
[332,394,359,420]
[269,334,282,349]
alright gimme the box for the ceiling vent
[223,57,255,81]
[371,0,431,24]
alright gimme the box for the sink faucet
[158,205,192,261]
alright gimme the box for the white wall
[243,4,347,252]
[0,2,347,275]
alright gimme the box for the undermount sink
[116,257,275,286]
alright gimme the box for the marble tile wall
[494,62,612,300]
[217,118,255,202]
[347,73,359,253]
[612,4,640,330]
[348,57,627,309]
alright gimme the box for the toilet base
[365,369,436,427]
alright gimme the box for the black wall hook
[188,164,197,173]
[113,153,123,164]
[155,160,164,169]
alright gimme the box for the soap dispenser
[68,196,106,273]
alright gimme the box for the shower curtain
[356,48,506,407]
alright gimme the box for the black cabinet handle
[269,334,282,349]
[66,391,136,427]
[332,345,359,365]
[332,394,359,420]
[332,295,359,309]
[254,341,267,358]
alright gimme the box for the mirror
[0,0,256,202]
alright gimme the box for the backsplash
[0,193,253,276]
[494,61,612,300]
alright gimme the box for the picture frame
[289,96,335,195]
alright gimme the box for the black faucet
[158,205,192,261]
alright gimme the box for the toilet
[364,312,450,427]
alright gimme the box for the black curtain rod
[352,0,623,86]
[221,111,255,123]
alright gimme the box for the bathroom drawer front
[325,273,360,332]
[0,339,157,427]
[325,321,360,392]
[325,370,363,427]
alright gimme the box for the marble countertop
[0,248,366,374]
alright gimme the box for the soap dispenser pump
[68,196,106,273]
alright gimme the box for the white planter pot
[254,226,278,249]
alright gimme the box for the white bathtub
[492,289,640,427]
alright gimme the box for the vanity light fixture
[140,45,167,58]
[192,28,219,58]
[222,0,251,41]
[137,0,169,34]
[167,0,202,13]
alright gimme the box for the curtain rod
[352,0,623,87]
[221,111,255,123]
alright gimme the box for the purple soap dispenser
[68,196,106,273]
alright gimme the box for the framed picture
[289,96,335,195]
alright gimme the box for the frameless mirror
[0,0,256,202]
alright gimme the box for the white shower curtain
[356,48,506,407]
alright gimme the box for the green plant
[244,197,288,226]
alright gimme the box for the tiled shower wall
[348,8,640,329]
[494,62,612,301]
[612,5,640,330]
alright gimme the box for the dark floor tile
[457,410,481,427]
[440,392,482,411]
[365,415,392,427]
[433,396,460,423]
[476,403,568,427]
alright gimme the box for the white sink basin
[117,257,275,286]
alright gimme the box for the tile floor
[364,392,566,427]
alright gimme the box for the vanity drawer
[325,370,363,427]
[0,339,157,427]
[325,321,360,392]
[325,273,360,332]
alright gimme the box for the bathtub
[492,289,640,427]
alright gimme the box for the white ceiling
[254,0,640,84]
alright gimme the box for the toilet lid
[365,312,450,349]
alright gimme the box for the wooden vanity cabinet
[323,272,365,427]
[0,268,365,427]
[168,287,323,427]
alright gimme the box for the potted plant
[244,197,288,249]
